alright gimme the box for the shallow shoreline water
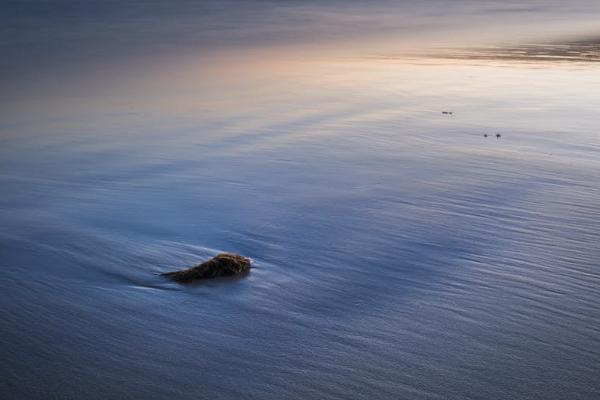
[2,3,600,397]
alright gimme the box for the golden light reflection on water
[3,37,600,150]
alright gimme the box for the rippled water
[2,55,599,399]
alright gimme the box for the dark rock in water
[162,253,251,283]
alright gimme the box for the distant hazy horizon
[2,1,600,81]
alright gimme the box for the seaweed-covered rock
[162,253,251,283]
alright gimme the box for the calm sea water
[2,2,600,399]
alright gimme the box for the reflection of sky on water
[2,1,600,399]
[2,56,600,398]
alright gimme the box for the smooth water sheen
[2,2,600,399]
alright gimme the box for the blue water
[2,57,599,399]
[2,2,600,399]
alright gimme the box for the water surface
[1,2,600,399]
